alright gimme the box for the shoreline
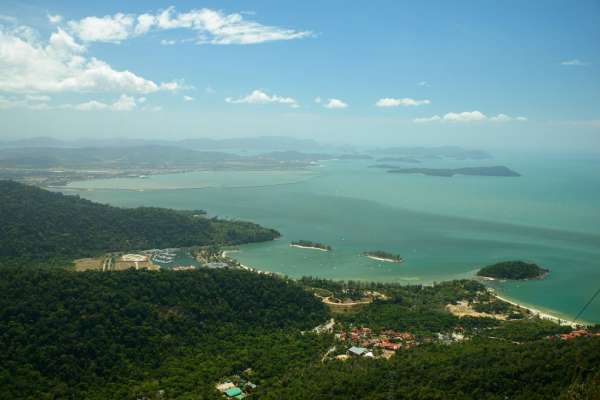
[491,291,584,328]
[365,255,403,263]
[290,244,330,252]
[226,252,587,328]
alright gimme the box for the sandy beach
[491,292,583,328]
[365,255,402,263]
[290,244,330,251]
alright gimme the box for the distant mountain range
[0,138,491,160]
[375,146,491,160]
[0,136,324,152]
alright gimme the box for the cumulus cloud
[111,94,136,110]
[375,97,430,107]
[413,111,527,123]
[134,14,156,36]
[0,94,51,110]
[0,25,181,94]
[324,98,347,109]
[225,89,298,107]
[561,59,589,66]
[68,13,134,43]
[47,14,63,24]
[74,99,109,111]
[73,94,138,111]
[183,95,194,101]
[489,113,529,122]
[413,115,441,123]
[443,110,487,122]
[26,94,51,102]
[66,7,313,45]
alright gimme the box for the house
[348,346,368,357]
[378,341,401,351]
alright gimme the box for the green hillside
[0,180,279,267]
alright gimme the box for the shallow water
[65,155,600,323]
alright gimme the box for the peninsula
[363,250,403,263]
[477,261,549,280]
[387,166,521,177]
[290,240,332,251]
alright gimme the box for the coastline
[490,291,584,328]
[222,250,280,277]
[365,255,402,263]
[290,244,330,252]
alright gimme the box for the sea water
[64,153,600,323]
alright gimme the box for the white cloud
[75,99,108,111]
[490,113,527,122]
[418,81,429,87]
[183,95,194,101]
[134,14,156,36]
[68,13,134,43]
[376,97,430,107]
[442,110,487,122]
[25,94,51,102]
[0,25,181,94]
[225,89,298,107]
[324,98,347,109]
[160,39,177,45]
[414,115,441,123]
[561,59,589,67]
[73,94,137,111]
[0,94,50,110]
[414,111,527,123]
[66,7,313,45]
[47,14,63,24]
[111,94,136,111]
[137,96,147,103]
[314,96,321,104]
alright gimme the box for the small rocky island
[387,166,521,177]
[290,240,332,251]
[477,261,549,280]
[363,251,403,263]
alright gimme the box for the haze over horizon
[0,1,599,153]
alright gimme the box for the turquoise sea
[64,153,600,324]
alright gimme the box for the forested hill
[0,268,329,399]
[0,180,279,267]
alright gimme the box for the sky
[0,0,599,152]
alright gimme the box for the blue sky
[0,0,598,152]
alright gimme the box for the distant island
[477,261,549,280]
[338,154,373,160]
[363,251,403,263]
[369,164,412,169]
[290,240,332,251]
[387,166,521,177]
[376,157,421,163]
[376,146,491,160]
